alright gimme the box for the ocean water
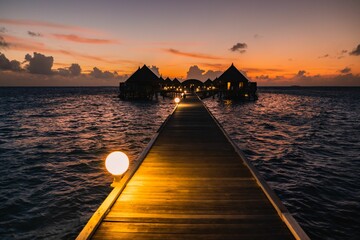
[0,87,174,239]
[204,87,360,240]
[0,87,359,239]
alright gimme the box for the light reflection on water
[204,87,360,240]
[0,87,174,239]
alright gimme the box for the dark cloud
[27,31,42,37]
[149,65,160,77]
[0,27,6,33]
[0,52,11,69]
[341,50,348,54]
[254,34,263,39]
[25,52,54,75]
[203,70,223,80]
[186,65,222,81]
[69,63,81,76]
[186,65,205,79]
[90,67,117,79]
[10,60,21,71]
[255,75,270,80]
[0,52,21,71]
[0,36,10,49]
[296,70,307,77]
[318,54,329,58]
[57,68,70,76]
[339,67,351,74]
[230,42,247,53]
[349,44,360,56]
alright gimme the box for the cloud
[186,65,205,79]
[0,70,122,86]
[230,42,247,53]
[0,18,93,32]
[243,67,285,73]
[52,34,118,44]
[69,63,81,76]
[0,27,6,33]
[255,72,360,86]
[4,34,134,65]
[149,65,160,77]
[90,67,117,79]
[27,31,42,37]
[203,70,223,80]
[349,44,360,56]
[318,54,329,58]
[0,36,10,49]
[296,70,307,77]
[186,65,222,81]
[0,52,21,71]
[339,67,351,74]
[24,52,54,75]
[57,68,70,76]
[164,48,224,60]
[254,34,263,39]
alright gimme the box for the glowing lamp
[105,151,129,176]
[174,97,180,104]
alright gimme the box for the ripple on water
[0,87,174,239]
[204,87,360,240]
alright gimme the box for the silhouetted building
[172,78,181,87]
[181,79,204,92]
[119,65,160,100]
[204,78,213,88]
[217,63,257,100]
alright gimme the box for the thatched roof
[172,78,181,86]
[204,78,213,86]
[217,63,248,83]
[126,65,159,85]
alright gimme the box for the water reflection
[0,87,174,239]
[203,87,360,240]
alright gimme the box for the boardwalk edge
[200,96,310,240]
[76,103,179,240]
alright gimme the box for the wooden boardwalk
[77,94,308,240]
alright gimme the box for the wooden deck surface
[88,95,302,239]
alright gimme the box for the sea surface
[0,87,359,239]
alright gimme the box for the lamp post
[105,151,129,187]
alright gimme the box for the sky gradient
[0,0,359,86]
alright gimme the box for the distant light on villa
[174,97,180,104]
[105,151,129,176]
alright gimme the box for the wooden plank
[79,94,308,240]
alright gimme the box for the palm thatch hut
[119,65,160,100]
[217,63,257,100]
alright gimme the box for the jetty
[77,94,309,240]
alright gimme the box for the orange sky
[0,0,359,86]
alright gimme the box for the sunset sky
[0,0,359,86]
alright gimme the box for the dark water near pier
[0,87,359,239]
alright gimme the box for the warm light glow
[105,151,129,176]
[174,97,180,104]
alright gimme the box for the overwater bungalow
[182,79,204,92]
[217,63,257,100]
[119,65,160,100]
